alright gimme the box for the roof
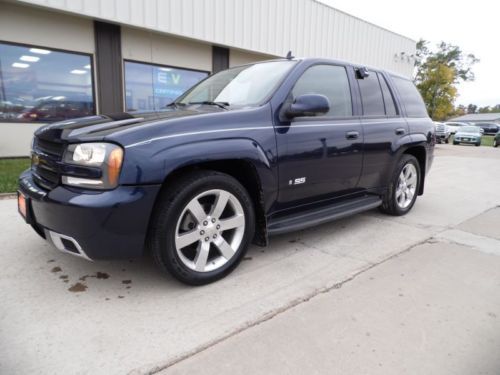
[14,0,416,77]
[449,113,500,122]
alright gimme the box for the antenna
[286,51,294,60]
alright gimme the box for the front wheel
[475,142,481,147]
[453,141,459,145]
[380,155,421,216]
[148,171,255,285]
[445,137,449,144]
[494,139,498,148]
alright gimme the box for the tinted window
[0,42,94,122]
[124,61,208,111]
[358,71,385,116]
[291,65,352,117]
[378,74,397,116]
[392,76,428,117]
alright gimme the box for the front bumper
[18,170,161,260]
[455,137,480,144]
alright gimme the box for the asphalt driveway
[1,144,499,374]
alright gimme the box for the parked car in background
[434,122,451,143]
[445,121,470,134]
[473,122,500,135]
[19,98,94,122]
[453,126,482,146]
[493,131,499,148]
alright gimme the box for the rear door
[355,69,409,190]
[274,64,363,208]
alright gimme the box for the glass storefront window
[0,42,95,122]
[124,61,208,112]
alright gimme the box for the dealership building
[0,0,416,157]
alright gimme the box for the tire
[148,170,255,285]
[380,154,421,216]
[494,139,498,148]
[453,141,459,145]
[445,137,449,144]
[475,142,481,147]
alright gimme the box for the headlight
[62,142,124,189]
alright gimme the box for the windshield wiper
[188,101,230,110]
[165,102,186,109]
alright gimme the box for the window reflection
[124,61,208,112]
[0,42,95,122]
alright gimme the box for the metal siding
[14,0,416,76]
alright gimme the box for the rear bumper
[18,170,161,260]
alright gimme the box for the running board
[268,195,382,236]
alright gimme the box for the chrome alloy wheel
[174,189,245,272]
[395,164,417,209]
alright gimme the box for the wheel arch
[146,139,275,247]
[402,145,427,195]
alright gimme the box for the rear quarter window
[391,76,428,118]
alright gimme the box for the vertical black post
[94,21,123,114]
[212,46,230,73]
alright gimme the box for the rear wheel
[380,155,420,216]
[148,170,255,285]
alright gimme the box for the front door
[274,64,363,209]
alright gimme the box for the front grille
[35,138,65,158]
[32,137,65,190]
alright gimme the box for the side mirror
[285,94,330,119]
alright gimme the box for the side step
[267,195,382,236]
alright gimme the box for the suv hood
[34,107,218,142]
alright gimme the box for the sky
[320,0,499,107]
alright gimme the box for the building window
[0,42,95,122]
[124,61,208,112]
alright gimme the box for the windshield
[460,126,480,133]
[177,61,296,108]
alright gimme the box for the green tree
[467,104,478,114]
[478,106,491,113]
[414,40,479,121]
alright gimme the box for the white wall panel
[14,0,416,76]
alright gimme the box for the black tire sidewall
[381,155,421,216]
[151,171,255,285]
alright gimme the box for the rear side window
[358,71,385,116]
[378,74,398,116]
[292,65,352,117]
[392,76,428,117]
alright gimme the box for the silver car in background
[453,125,482,146]
[434,122,451,143]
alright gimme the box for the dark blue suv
[18,58,434,285]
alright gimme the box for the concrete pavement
[0,144,499,374]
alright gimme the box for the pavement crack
[138,237,434,375]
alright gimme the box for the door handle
[345,131,359,140]
[395,128,406,135]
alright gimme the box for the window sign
[124,61,208,112]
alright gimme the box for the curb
[0,193,17,200]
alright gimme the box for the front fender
[121,137,276,194]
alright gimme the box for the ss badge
[289,177,306,186]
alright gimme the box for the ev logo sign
[157,71,181,86]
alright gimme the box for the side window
[391,76,428,117]
[378,74,398,116]
[291,65,352,117]
[358,71,385,116]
